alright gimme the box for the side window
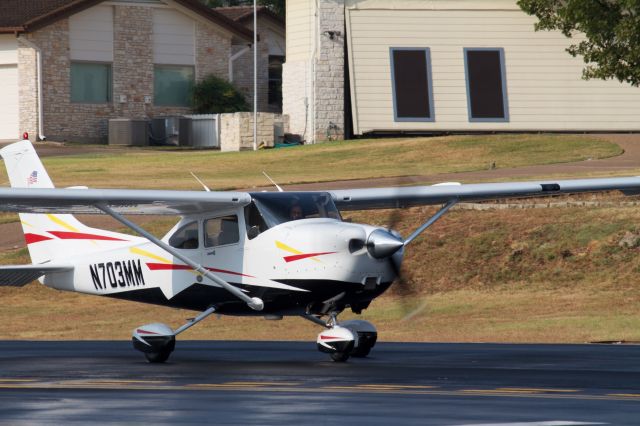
[204,215,240,247]
[169,222,199,249]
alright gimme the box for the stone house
[215,6,285,113]
[0,0,280,143]
[284,0,640,143]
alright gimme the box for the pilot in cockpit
[289,203,304,221]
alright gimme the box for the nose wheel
[306,314,378,362]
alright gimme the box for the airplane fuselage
[42,216,396,316]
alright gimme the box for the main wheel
[330,351,350,362]
[144,349,171,363]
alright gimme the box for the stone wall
[27,19,114,143]
[220,112,289,152]
[282,0,346,143]
[196,21,232,82]
[314,0,345,141]
[21,5,234,143]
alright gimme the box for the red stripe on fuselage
[145,262,255,278]
[136,329,160,335]
[283,252,336,263]
[24,233,53,244]
[48,231,127,241]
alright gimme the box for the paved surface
[0,341,639,425]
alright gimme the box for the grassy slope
[35,134,620,189]
[0,134,635,342]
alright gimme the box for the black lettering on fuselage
[89,260,145,291]
[106,263,117,288]
[90,264,102,290]
[132,259,145,286]
[122,261,134,286]
[115,261,125,287]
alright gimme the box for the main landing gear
[132,307,377,364]
[307,314,378,362]
[132,306,217,363]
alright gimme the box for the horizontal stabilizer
[0,265,73,287]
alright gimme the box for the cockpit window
[204,215,239,247]
[169,221,199,249]
[247,192,341,233]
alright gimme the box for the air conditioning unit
[108,119,149,146]
[179,114,219,148]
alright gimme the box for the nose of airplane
[366,228,404,259]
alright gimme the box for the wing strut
[404,199,458,246]
[95,204,264,311]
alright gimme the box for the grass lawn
[18,134,621,190]
[0,133,637,342]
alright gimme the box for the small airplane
[1,139,640,363]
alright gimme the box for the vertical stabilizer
[0,140,135,264]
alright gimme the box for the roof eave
[171,0,254,41]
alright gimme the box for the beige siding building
[283,0,640,142]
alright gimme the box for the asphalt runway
[0,341,639,425]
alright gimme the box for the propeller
[366,210,417,299]
[367,200,458,318]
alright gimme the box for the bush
[191,74,249,113]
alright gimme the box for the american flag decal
[27,170,38,185]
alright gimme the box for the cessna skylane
[1,139,640,362]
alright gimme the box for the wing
[0,187,252,215]
[0,265,74,287]
[330,177,640,210]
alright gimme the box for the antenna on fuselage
[190,171,211,192]
[262,171,284,192]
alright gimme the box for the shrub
[191,74,249,113]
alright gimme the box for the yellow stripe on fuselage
[275,240,321,263]
[129,247,172,264]
[47,214,79,232]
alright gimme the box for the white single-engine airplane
[1,139,639,363]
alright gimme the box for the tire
[330,351,350,362]
[350,345,372,358]
[145,349,171,363]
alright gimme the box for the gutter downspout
[17,36,46,141]
[229,46,250,83]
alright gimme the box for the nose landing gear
[307,313,378,362]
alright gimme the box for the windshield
[246,192,341,232]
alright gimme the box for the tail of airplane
[0,140,134,265]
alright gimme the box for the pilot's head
[290,204,303,220]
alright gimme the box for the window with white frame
[390,48,434,122]
[464,48,509,121]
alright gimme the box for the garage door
[0,65,19,140]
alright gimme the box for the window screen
[70,62,111,103]
[391,48,433,121]
[465,49,508,121]
[154,65,194,107]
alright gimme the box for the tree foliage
[518,0,640,86]
[202,0,284,18]
[191,74,249,114]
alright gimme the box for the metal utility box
[150,117,180,146]
[108,119,148,146]
[179,114,219,148]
